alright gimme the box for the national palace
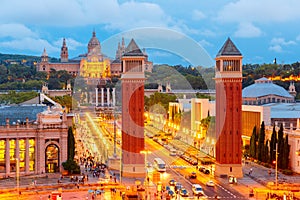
[36,31,153,79]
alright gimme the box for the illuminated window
[19,139,25,172]
[10,139,16,172]
[29,139,35,171]
[0,140,5,173]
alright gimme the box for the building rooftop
[242,77,292,98]
[123,39,145,57]
[0,105,47,125]
[263,103,300,119]
[216,37,242,57]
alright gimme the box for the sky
[0,0,300,67]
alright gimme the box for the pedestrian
[250,168,253,174]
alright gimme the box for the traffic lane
[146,137,246,199]
[146,140,195,197]
[170,158,245,199]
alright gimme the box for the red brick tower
[121,39,146,178]
[215,38,243,178]
[60,38,68,62]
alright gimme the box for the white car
[192,184,204,196]
[206,180,215,187]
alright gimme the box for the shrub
[62,160,81,174]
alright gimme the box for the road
[145,128,247,199]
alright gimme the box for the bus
[153,158,166,172]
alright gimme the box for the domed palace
[36,31,153,81]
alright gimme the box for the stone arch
[45,141,60,173]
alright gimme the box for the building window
[19,139,25,172]
[29,139,35,171]
[0,140,5,173]
[230,167,232,172]
[10,139,16,172]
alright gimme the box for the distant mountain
[0,53,40,62]
[0,53,58,64]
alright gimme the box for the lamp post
[16,158,20,200]
[275,143,278,190]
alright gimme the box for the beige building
[0,106,68,177]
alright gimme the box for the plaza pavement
[1,150,300,199]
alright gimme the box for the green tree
[52,95,78,112]
[269,125,277,164]
[257,121,265,162]
[144,92,176,112]
[264,140,269,163]
[277,124,284,169]
[282,134,290,169]
[67,127,75,161]
[249,126,257,159]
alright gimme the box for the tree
[249,126,257,159]
[282,134,290,169]
[277,124,284,169]
[269,125,277,164]
[144,92,177,112]
[67,127,75,161]
[257,121,265,162]
[264,140,269,163]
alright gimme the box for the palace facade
[36,32,153,79]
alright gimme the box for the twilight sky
[0,0,299,67]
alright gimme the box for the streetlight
[140,150,151,200]
[16,158,20,200]
[275,143,278,190]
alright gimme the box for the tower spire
[60,38,68,62]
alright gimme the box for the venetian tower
[121,39,146,178]
[215,38,243,178]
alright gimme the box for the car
[198,166,206,172]
[165,185,171,191]
[177,151,184,156]
[167,190,176,198]
[174,182,182,192]
[206,180,215,187]
[192,184,204,196]
[189,171,197,179]
[169,179,176,186]
[146,162,152,168]
[228,175,237,184]
[179,188,189,197]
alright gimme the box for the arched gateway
[45,144,60,173]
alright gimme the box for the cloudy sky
[0,0,299,66]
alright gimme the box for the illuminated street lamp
[275,143,278,190]
[16,158,20,200]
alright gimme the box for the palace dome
[242,77,292,98]
[88,31,101,54]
